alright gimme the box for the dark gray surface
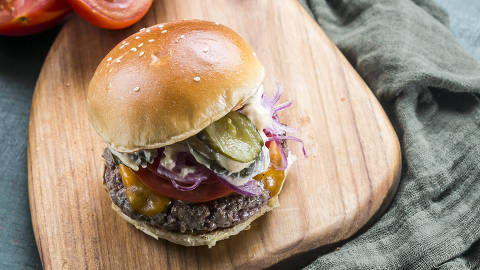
[0,1,479,269]
[0,26,61,270]
[436,0,480,60]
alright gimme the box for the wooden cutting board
[28,0,401,269]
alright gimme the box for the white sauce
[215,153,254,173]
[160,143,197,176]
[108,146,157,171]
[218,145,270,186]
[109,146,138,170]
[160,143,187,170]
[242,85,272,131]
[179,167,196,177]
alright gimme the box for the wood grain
[28,0,402,269]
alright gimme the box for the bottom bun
[111,196,279,248]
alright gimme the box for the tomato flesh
[67,0,153,29]
[134,158,233,203]
[0,0,71,36]
[134,168,234,203]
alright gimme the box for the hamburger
[87,20,304,247]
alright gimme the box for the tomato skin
[66,0,153,30]
[0,0,71,36]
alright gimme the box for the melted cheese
[253,141,294,198]
[242,85,272,131]
[118,164,170,216]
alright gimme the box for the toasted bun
[111,197,278,248]
[88,20,265,152]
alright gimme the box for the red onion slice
[266,135,307,158]
[217,176,263,196]
[153,148,214,193]
[156,161,209,184]
[274,101,293,114]
[169,178,203,191]
[270,120,297,134]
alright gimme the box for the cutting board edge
[293,0,403,240]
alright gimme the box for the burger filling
[103,86,305,232]
[103,149,271,233]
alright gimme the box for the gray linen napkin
[299,0,480,269]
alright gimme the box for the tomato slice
[134,165,233,203]
[66,0,153,30]
[0,0,71,36]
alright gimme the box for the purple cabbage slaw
[261,85,307,170]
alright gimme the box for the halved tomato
[134,164,233,203]
[66,0,153,30]
[0,0,71,36]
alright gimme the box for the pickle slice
[200,111,263,162]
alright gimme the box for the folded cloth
[299,0,480,269]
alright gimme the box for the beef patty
[102,149,271,234]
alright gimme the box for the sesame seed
[133,86,140,92]
[115,59,121,63]
[139,51,144,56]
[151,54,159,64]
[203,47,209,53]
[193,76,200,82]
[215,22,219,25]
[180,34,185,39]
[138,43,144,48]
[120,44,127,49]
[161,30,167,34]
[159,24,164,28]
[130,47,137,52]
[135,36,140,39]
[122,40,127,44]
[139,28,146,32]
[148,39,155,43]
[146,29,150,33]
[107,57,112,61]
